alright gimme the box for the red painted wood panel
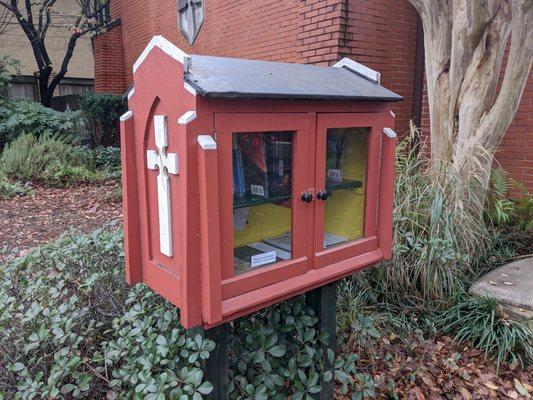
[121,45,397,328]
[120,112,142,284]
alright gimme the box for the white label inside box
[251,251,277,268]
[328,169,342,181]
[250,184,265,196]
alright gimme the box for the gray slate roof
[185,55,402,102]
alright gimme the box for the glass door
[216,113,313,299]
[313,113,383,268]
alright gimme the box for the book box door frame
[313,113,383,268]
[216,113,314,300]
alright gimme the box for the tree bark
[408,0,533,194]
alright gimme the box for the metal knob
[317,191,328,201]
[301,192,313,203]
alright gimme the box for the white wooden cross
[147,115,179,257]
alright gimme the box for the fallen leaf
[514,379,530,398]
[483,381,499,390]
[421,375,436,387]
[489,281,498,285]
[411,387,425,400]
[503,282,514,286]
[459,386,472,400]
[507,390,518,399]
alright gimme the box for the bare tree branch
[0,4,13,34]
[0,0,113,106]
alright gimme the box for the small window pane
[323,127,368,249]
[233,131,294,275]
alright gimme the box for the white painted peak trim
[120,110,133,121]
[333,58,380,84]
[178,111,197,125]
[184,81,197,96]
[127,87,135,101]
[133,35,189,73]
[383,127,397,138]
[197,135,217,150]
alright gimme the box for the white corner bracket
[383,127,397,138]
[120,110,133,122]
[178,111,197,125]
[133,35,189,73]
[333,58,380,84]
[197,135,217,150]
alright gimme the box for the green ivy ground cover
[0,227,361,400]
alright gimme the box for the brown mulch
[337,333,533,399]
[0,181,122,254]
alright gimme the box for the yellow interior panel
[324,129,367,241]
[234,204,291,247]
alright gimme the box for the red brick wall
[93,0,532,195]
[98,0,301,87]
[340,0,418,135]
[297,0,346,66]
[495,71,533,195]
[92,24,126,94]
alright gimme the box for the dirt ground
[0,182,122,255]
[336,333,533,399]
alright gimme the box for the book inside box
[233,232,348,275]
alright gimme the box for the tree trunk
[409,0,533,195]
[38,77,53,107]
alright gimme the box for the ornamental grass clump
[369,125,491,307]
[437,295,533,369]
[336,124,533,367]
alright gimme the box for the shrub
[437,295,533,368]
[0,228,365,399]
[0,134,119,187]
[0,100,78,149]
[0,228,214,399]
[0,133,75,181]
[44,164,102,187]
[515,196,533,231]
[81,93,127,148]
[0,171,33,199]
[91,146,122,178]
[0,56,19,102]
[228,299,358,399]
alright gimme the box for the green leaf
[61,384,75,394]
[11,363,25,372]
[268,345,286,357]
[197,382,213,395]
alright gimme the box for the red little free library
[120,36,402,329]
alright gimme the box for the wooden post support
[305,282,337,400]
[188,323,230,399]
